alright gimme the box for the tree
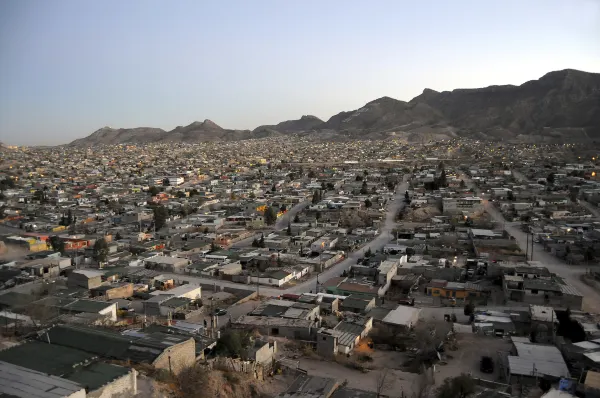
[176,191,186,199]
[259,234,265,248]
[405,190,410,201]
[293,214,300,223]
[355,175,363,182]
[189,188,199,197]
[364,198,372,208]
[287,222,292,236]
[507,190,515,201]
[215,330,251,358]
[280,204,287,212]
[464,302,474,316]
[93,238,109,263]
[439,168,447,187]
[48,235,65,254]
[264,206,277,225]
[153,205,169,230]
[307,170,316,178]
[251,238,260,247]
[365,248,372,257]
[162,177,170,186]
[33,189,47,203]
[148,186,160,196]
[547,172,556,185]
[436,374,475,398]
[459,180,466,188]
[360,181,368,195]
[326,182,335,191]
[312,190,320,204]
[115,232,123,241]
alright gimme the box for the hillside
[68,69,600,146]
[253,115,324,134]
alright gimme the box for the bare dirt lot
[434,333,512,386]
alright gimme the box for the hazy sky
[1,0,599,145]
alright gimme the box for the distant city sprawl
[0,138,600,397]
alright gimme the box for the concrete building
[68,270,103,289]
[145,255,189,272]
[505,337,570,385]
[381,305,421,330]
[90,282,134,300]
[0,360,86,398]
[0,343,138,397]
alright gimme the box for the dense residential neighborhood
[1,139,600,397]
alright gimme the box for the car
[211,308,227,316]
[480,356,494,373]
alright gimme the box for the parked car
[480,356,494,373]
[211,308,227,316]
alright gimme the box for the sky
[0,0,599,146]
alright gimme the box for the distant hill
[68,69,600,146]
[253,115,324,134]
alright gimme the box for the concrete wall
[316,332,337,357]
[87,369,138,398]
[68,273,102,289]
[99,303,118,322]
[254,341,277,364]
[153,338,196,375]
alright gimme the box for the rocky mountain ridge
[69,69,600,146]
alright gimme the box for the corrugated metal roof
[508,342,569,378]
[0,360,85,398]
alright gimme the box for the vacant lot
[434,333,512,386]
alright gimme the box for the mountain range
[69,69,600,146]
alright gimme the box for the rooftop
[0,360,85,398]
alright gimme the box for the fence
[202,357,268,380]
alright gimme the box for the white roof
[150,284,200,297]
[382,306,420,327]
[0,360,85,398]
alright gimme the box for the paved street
[165,177,409,297]
[461,173,600,312]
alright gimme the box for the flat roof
[509,341,569,379]
[530,305,557,323]
[382,305,421,327]
[0,360,85,398]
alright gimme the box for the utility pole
[525,231,529,261]
[530,233,534,261]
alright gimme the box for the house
[0,343,138,397]
[150,284,201,300]
[249,339,277,365]
[90,282,134,300]
[505,337,569,385]
[426,280,485,299]
[316,315,373,356]
[62,299,118,322]
[232,316,317,340]
[42,324,196,374]
[68,270,103,289]
[310,236,338,253]
[380,305,421,330]
[144,255,189,272]
[339,295,375,314]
